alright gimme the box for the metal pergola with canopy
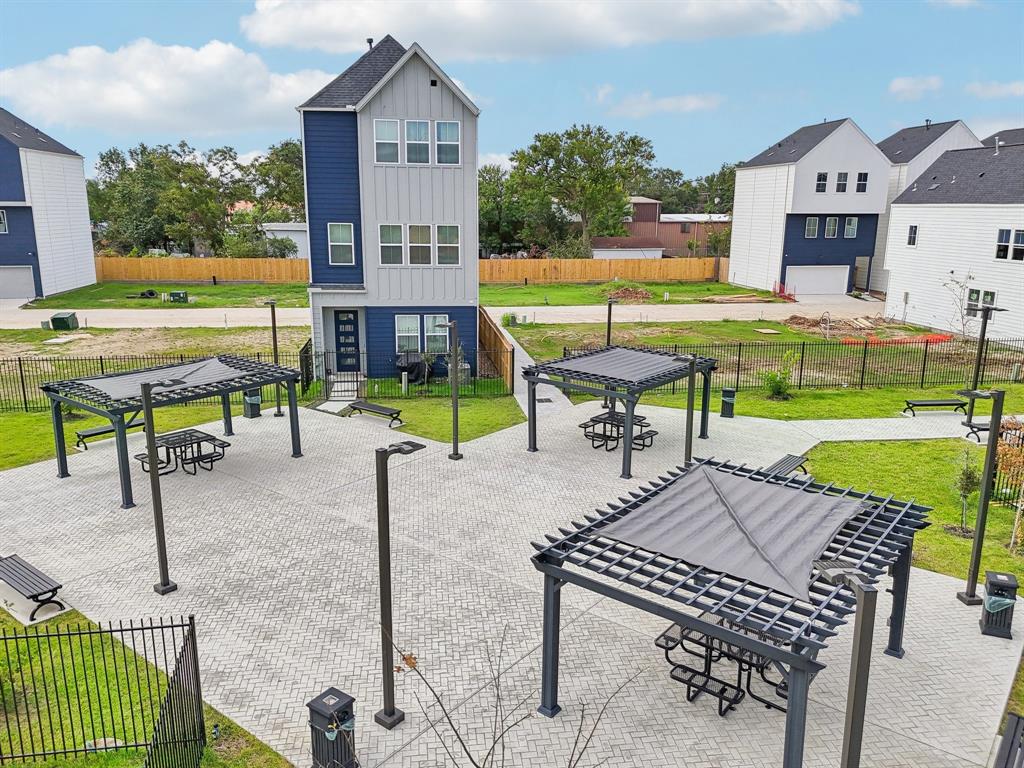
[522,346,717,479]
[531,458,930,768]
[42,355,303,509]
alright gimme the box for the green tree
[221,205,299,258]
[696,163,736,214]
[245,140,305,218]
[634,167,698,213]
[478,164,525,254]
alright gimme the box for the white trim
[404,120,431,165]
[373,118,400,164]
[378,223,404,265]
[835,171,848,193]
[408,224,433,265]
[855,172,869,193]
[435,120,461,166]
[0,209,7,235]
[907,224,918,248]
[804,216,819,239]
[327,222,355,265]
[0,201,29,207]
[843,216,858,239]
[824,216,838,239]
[295,106,356,113]
[395,313,421,353]
[423,313,450,354]
[435,224,461,265]
[814,171,827,193]
[354,44,481,116]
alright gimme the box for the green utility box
[169,291,189,303]
[50,312,79,331]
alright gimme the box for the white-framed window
[405,120,430,164]
[907,225,918,247]
[395,314,420,353]
[327,223,354,265]
[996,228,1011,259]
[856,172,868,193]
[409,225,432,265]
[1014,230,1024,261]
[0,210,7,234]
[804,217,819,238]
[824,217,838,239]
[436,225,460,264]
[374,119,400,164]
[844,216,858,239]
[967,289,996,318]
[815,172,828,193]
[835,172,848,193]
[436,121,460,165]
[379,224,403,265]
[424,314,450,354]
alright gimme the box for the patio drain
[536,398,553,403]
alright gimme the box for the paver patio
[0,402,1019,767]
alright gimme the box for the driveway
[0,301,311,328]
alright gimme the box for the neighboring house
[983,128,1024,147]
[729,118,889,296]
[590,236,665,259]
[0,107,95,299]
[868,120,981,292]
[260,222,309,259]
[298,35,479,384]
[623,197,730,257]
[625,196,661,238]
[883,143,1024,336]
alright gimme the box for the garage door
[0,266,36,300]
[785,265,849,296]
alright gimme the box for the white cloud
[888,75,943,101]
[240,0,860,60]
[236,149,266,165]
[479,152,512,170]
[928,0,979,6]
[594,84,615,105]
[0,39,333,135]
[607,92,724,118]
[966,81,1024,99]
[967,116,1021,141]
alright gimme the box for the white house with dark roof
[0,107,94,299]
[883,143,1024,336]
[983,128,1024,147]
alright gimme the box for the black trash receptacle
[721,388,736,419]
[307,687,357,768]
[243,389,262,419]
[982,571,1018,639]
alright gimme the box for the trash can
[982,571,1018,639]
[50,312,79,331]
[306,687,356,768]
[721,388,736,419]
[243,389,262,419]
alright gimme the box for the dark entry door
[334,311,360,372]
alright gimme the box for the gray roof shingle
[741,119,848,168]
[983,128,1024,147]
[0,107,79,156]
[876,120,959,163]
[892,144,1024,205]
[299,35,407,109]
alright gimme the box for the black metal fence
[0,616,205,766]
[995,424,1024,509]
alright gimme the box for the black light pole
[605,299,618,347]
[265,299,283,416]
[957,387,1005,605]
[965,305,1006,424]
[374,440,426,730]
[440,320,462,460]
[140,379,184,595]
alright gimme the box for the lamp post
[605,298,618,348]
[140,378,184,595]
[957,387,1005,605]
[374,440,426,730]
[965,305,1006,424]
[265,299,283,417]
[440,320,462,460]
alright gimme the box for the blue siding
[781,214,878,292]
[0,206,41,296]
[0,140,25,202]
[363,305,479,378]
[304,111,363,285]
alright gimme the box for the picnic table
[579,408,657,451]
[135,429,231,476]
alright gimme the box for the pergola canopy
[523,346,717,394]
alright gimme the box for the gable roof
[299,35,407,109]
[741,119,848,168]
[0,107,79,156]
[983,128,1024,147]
[876,120,960,163]
[892,144,1024,205]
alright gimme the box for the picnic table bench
[762,454,808,477]
[342,400,403,428]
[76,412,145,449]
[134,429,231,476]
[0,554,65,621]
[903,398,967,417]
[996,712,1024,767]
[579,409,654,451]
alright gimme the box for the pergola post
[220,394,234,436]
[620,397,636,479]
[538,573,562,717]
[685,359,696,463]
[699,370,712,439]
[885,543,911,658]
[527,380,538,452]
[287,379,303,458]
[782,666,811,768]
[112,414,135,509]
[842,583,878,768]
[50,398,69,479]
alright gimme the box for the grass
[479,281,776,307]
[26,282,309,310]
[377,395,525,442]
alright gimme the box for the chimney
[925,119,932,130]
[994,136,1000,156]
[366,37,374,50]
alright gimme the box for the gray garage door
[0,266,37,299]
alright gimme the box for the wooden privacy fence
[94,257,309,283]
[479,257,724,284]
[478,306,516,391]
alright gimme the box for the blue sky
[1,0,1022,178]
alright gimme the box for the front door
[334,311,361,372]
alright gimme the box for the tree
[696,162,737,213]
[220,206,298,258]
[998,418,1024,551]
[953,449,982,532]
[245,140,305,218]
[707,227,730,257]
[478,164,525,254]
[634,167,698,213]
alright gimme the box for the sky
[1,0,1023,179]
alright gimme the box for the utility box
[982,571,1018,639]
[721,388,736,419]
[50,312,79,331]
[169,290,189,303]
[243,389,262,419]
[306,687,357,768]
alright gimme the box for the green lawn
[378,395,525,442]
[480,281,776,307]
[26,282,309,310]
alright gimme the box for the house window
[815,172,827,193]
[379,224,403,265]
[907,225,918,247]
[967,289,996,318]
[395,315,420,353]
[824,217,838,239]
[680,222,692,233]
[327,223,354,265]
[424,314,450,354]
[374,119,399,164]
[436,225,460,264]
[409,225,432,265]
[804,217,819,238]
[996,229,1011,259]
[844,216,858,239]
[436,121,460,165]
[1014,230,1024,261]
[836,172,848,193]
[0,210,7,234]
[406,120,429,164]
[856,172,868,193]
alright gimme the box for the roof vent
[366,37,374,50]
[894,150,902,155]
[950,174,956,183]
[912,182,918,191]
[979,171,986,178]
[925,119,932,130]
[994,137,1000,156]
[927,183,940,190]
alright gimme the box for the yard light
[965,305,1006,424]
[374,440,426,729]
[439,320,463,460]
[264,299,283,417]
[605,298,618,348]
[141,377,185,595]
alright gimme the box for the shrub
[759,350,797,400]
[547,233,592,260]
[500,312,517,328]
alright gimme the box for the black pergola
[522,346,717,479]
[42,355,302,509]
[531,458,930,768]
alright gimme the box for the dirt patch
[606,286,653,303]
[784,314,925,340]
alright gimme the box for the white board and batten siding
[728,164,793,291]
[356,53,478,308]
[883,203,1024,336]
[789,121,890,215]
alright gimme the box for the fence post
[672,344,679,394]
[859,340,869,389]
[99,355,105,374]
[17,357,29,412]
[980,338,990,387]
[920,340,929,388]
[735,343,742,390]
[798,341,805,390]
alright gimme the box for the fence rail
[479,257,722,284]
[477,307,515,392]
[94,257,308,283]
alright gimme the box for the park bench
[631,429,659,450]
[342,400,404,428]
[76,412,145,450]
[995,712,1024,767]
[670,663,745,717]
[762,454,808,477]
[902,399,967,417]
[0,554,65,622]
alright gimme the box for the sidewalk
[0,303,310,329]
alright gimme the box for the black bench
[670,663,745,717]
[342,400,403,428]
[996,712,1024,767]
[76,413,145,450]
[903,399,967,417]
[763,454,808,477]
[632,430,658,450]
[0,555,65,621]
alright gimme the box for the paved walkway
[0,301,311,329]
